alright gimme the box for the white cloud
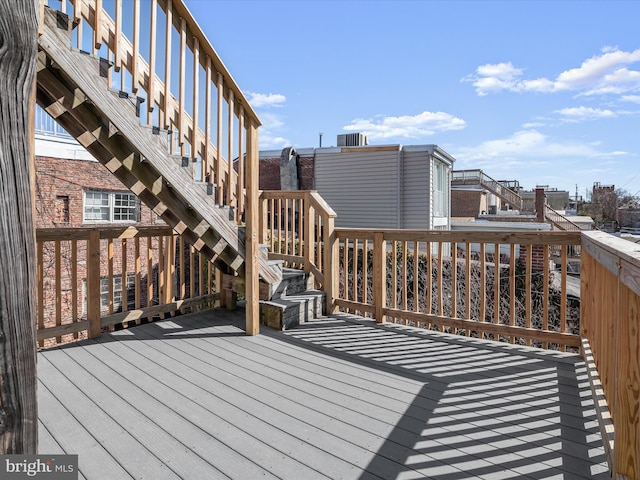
[246,91,286,108]
[454,129,616,164]
[622,95,640,104]
[554,106,617,122]
[256,112,290,148]
[343,111,466,140]
[464,47,640,97]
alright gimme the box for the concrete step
[260,290,325,331]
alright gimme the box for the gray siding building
[261,142,455,230]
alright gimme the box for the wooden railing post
[373,232,386,323]
[87,229,102,338]
[245,120,259,335]
[304,191,314,274]
[323,215,337,314]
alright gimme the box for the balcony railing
[36,225,218,347]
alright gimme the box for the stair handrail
[259,190,338,313]
[452,169,523,210]
[42,0,258,219]
[544,204,582,231]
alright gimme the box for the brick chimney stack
[535,187,546,223]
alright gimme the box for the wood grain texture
[0,0,39,453]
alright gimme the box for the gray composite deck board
[38,308,610,480]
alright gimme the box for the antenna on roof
[319,132,323,148]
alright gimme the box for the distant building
[521,187,570,212]
[260,135,456,230]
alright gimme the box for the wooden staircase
[36,4,280,333]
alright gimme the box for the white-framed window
[84,190,139,223]
[82,273,138,316]
[433,161,448,217]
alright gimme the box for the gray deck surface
[38,308,609,480]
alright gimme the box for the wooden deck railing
[581,230,640,478]
[259,190,338,310]
[36,225,218,347]
[335,229,582,350]
[41,0,259,220]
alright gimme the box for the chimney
[535,187,546,223]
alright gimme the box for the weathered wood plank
[0,0,39,453]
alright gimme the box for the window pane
[84,192,109,221]
[114,193,138,221]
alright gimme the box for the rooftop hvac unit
[337,133,369,147]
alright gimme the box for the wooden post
[86,230,102,338]
[245,121,259,335]
[373,232,386,323]
[323,216,337,314]
[303,193,314,273]
[0,0,39,453]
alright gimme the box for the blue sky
[184,0,640,198]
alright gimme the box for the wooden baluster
[402,241,407,312]
[560,244,568,351]
[343,236,349,306]
[413,241,419,314]
[55,241,62,343]
[198,251,204,296]
[227,89,234,206]
[479,242,486,337]
[542,243,549,349]
[465,242,471,335]
[204,56,212,181]
[363,239,369,307]
[525,244,532,346]
[71,240,78,338]
[147,236,153,310]
[158,235,164,311]
[437,241,444,329]
[509,243,516,343]
[352,239,358,311]
[107,238,114,316]
[494,243,500,333]
[323,215,337,315]
[94,0,102,49]
[192,36,199,165]
[451,241,457,320]
[373,232,386,323]
[135,237,141,311]
[114,0,121,72]
[189,244,195,299]
[162,0,172,128]
[216,72,224,205]
[391,241,397,315]
[237,107,245,216]
[426,241,432,318]
[147,0,157,124]
[36,242,43,345]
[178,17,186,147]
[121,238,128,315]
[179,236,185,301]
[131,0,140,93]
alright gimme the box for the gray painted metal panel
[315,150,400,228]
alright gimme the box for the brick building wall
[451,189,486,218]
[34,156,201,343]
[35,156,158,227]
[259,153,316,191]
